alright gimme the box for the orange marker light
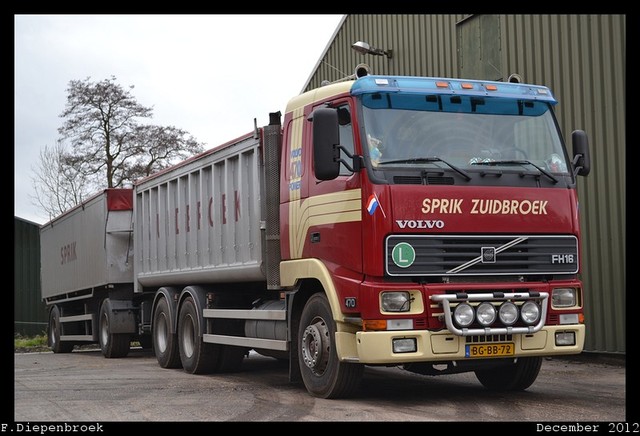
[485,84,498,91]
[461,83,473,89]
[436,81,449,88]
[363,320,387,331]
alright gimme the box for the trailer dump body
[40,189,134,301]
[134,133,265,291]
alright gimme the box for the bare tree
[30,142,89,219]
[32,76,204,216]
[126,124,204,179]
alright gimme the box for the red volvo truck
[41,66,591,398]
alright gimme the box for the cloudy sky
[14,14,344,225]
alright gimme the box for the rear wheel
[298,293,363,399]
[178,296,217,374]
[153,297,181,368]
[98,299,131,358]
[475,356,543,391]
[48,306,74,353]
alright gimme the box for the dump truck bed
[133,132,265,292]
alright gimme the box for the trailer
[40,189,140,356]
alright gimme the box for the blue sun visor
[352,75,557,116]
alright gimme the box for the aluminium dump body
[133,133,265,292]
[40,189,134,301]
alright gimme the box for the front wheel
[298,293,363,399]
[99,299,131,358]
[48,306,74,353]
[475,356,543,391]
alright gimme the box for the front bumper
[336,324,585,364]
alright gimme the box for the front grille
[386,234,578,276]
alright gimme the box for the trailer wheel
[475,356,543,391]
[99,299,131,358]
[178,296,217,374]
[48,306,74,353]
[153,297,181,368]
[298,293,364,399]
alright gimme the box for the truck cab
[279,71,590,396]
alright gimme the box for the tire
[48,306,74,353]
[475,356,543,391]
[298,293,364,399]
[153,297,182,368]
[98,299,131,358]
[178,296,218,374]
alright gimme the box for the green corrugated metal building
[304,14,625,355]
[14,216,47,336]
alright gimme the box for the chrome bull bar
[431,291,549,336]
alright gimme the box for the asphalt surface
[11,347,628,427]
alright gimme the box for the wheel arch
[282,261,347,385]
[281,259,343,322]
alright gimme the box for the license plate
[465,343,515,358]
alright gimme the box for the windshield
[360,93,569,175]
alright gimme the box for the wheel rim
[100,312,110,346]
[181,314,196,358]
[301,317,330,376]
[155,312,169,354]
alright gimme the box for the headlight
[476,302,497,326]
[392,337,417,353]
[555,331,576,346]
[453,303,474,327]
[498,302,519,325]
[520,301,541,325]
[381,292,411,312]
[552,288,577,308]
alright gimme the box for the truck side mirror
[571,130,591,177]
[311,107,340,180]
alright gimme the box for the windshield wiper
[377,157,471,181]
[470,159,558,184]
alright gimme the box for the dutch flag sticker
[366,193,385,217]
[366,194,379,215]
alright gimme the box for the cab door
[308,99,363,276]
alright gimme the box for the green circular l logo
[392,242,415,268]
